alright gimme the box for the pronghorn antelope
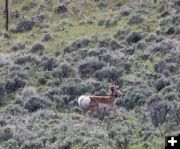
[78,84,124,115]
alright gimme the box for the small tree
[4,0,9,31]
[0,83,5,105]
[148,99,173,127]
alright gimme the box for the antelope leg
[88,104,98,116]
[108,105,118,117]
[83,109,88,116]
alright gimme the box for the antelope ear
[109,86,114,92]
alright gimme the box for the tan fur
[90,96,113,104]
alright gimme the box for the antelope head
[109,82,124,97]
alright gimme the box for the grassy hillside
[0,0,180,149]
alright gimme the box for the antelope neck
[110,94,116,100]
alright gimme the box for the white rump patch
[78,96,91,109]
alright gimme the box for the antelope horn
[113,81,117,86]
[110,79,114,86]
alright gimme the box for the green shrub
[148,98,173,127]
[24,96,52,112]
[54,140,72,149]
[120,7,131,16]
[4,104,27,116]
[63,38,90,53]
[124,47,135,55]
[160,86,175,95]
[128,13,144,25]
[151,40,175,53]
[0,83,5,105]
[119,87,145,110]
[44,87,62,100]
[0,127,13,141]
[97,18,106,26]
[54,95,70,109]
[20,140,43,149]
[174,102,180,124]
[31,42,45,53]
[155,77,170,91]
[114,29,130,40]
[110,40,122,50]
[62,83,92,99]
[71,106,82,114]
[21,87,37,100]
[15,55,40,66]
[159,17,172,26]
[42,57,57,71]
[5,77,26,94]
[4,67,28,94]
[165,26,176,35]
[95,88,108,96]
[98,37,111,48]
[104,18,118,28]
[98,53,112,63]
[87,48,108,57]
[8,139,18,149]
[95,66,121,81]
[164,92,178,101]
[15,17,34,32]
[176,79,180,93]
[53,62,75,79]
[42,33,52,42]
[167,63,178,73]
[126,32,143,44]
[78,59,105,78]
[54,4,68,14]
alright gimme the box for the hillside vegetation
[0,0,180,149]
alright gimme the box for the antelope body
[78,85,124,115]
